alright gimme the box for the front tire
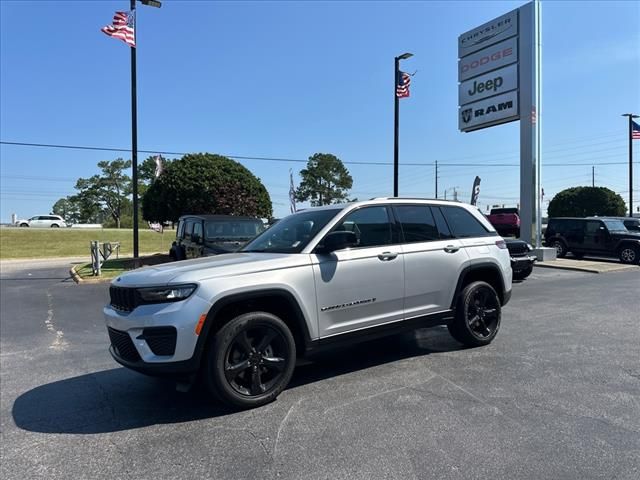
[19,223,28,227]
[204,312,296,409]
[619,245,639,265]
[51,224,60,228]
[448,281,501,347]
[513,265,533,280]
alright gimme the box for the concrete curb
[535,260,639,274]
[69,264,111,284]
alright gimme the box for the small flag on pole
[101,11,135,48]
[154,154,163,178]
[289,170,297,214]
[632,120,640,140]
[396,71,411,98]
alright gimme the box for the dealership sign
[458,37,518,82]
[458,90,518,131]
[458,9,520,132]
[459,63,518,106]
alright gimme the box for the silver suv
[104,198,512,408]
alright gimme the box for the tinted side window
[585,220,602,234]
[395,205,439,243]
[177,220,185,239]
[440,206,491,238]
[335,206,392,248]
[193,221,203,239]
[184,220,195,240]
[432,207,454,239]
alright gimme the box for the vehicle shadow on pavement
[12,327,464,435]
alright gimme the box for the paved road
[1,259,639,479]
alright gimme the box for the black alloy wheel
[619,246,638,265]
[448,281,502,347]
[205,312,296,408]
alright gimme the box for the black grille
[140,327,177,356]
[108,327,141,362]
[506,242,529,256]
[110,286,138,312]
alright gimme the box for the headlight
[137,284,197,304]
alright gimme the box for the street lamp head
[397,52,413,60]
[621,113,640,118]
[140,0,162,7]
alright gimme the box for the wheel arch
[193,289,313,369]
[451,263,507,309]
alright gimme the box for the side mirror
[317,231,358,254]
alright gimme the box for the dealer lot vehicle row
[105,198,512,408]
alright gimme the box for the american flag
[102,11,135,48]
[396,71,411,98]
[632,120,640,140]
[154,154,163,178]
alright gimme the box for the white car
[104,198,512,408]
[16,215,67,228]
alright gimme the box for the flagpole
[622,113,638,218]
[393,56,400,198]
[130,0,139,261]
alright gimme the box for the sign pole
[130,0,139,261]
[518,0,542,247]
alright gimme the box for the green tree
[75,159,132,228]
[295,153,353,206]
[548,186,627,217]
[52,197,80,224]
[142,153,272,222]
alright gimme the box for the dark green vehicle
[544,217,640,264]
[169,215,265,260]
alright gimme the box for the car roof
[179,214,261,221]
[290,197,472,214]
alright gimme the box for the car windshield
[242,208,342,253]
[204,220,264,241]
[602,219,628,232]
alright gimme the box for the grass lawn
[0,228,175,260]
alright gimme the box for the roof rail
[368,197,459,202]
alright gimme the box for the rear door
[312,205,405,338]
[394,204,468,318]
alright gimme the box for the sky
[1,0,639,223]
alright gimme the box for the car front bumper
[103,293,213,375]
[510,255,537,272]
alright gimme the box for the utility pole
[435,160,438,199]
[622,113,638,217]
[592,166,595,187]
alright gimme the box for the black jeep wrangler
[544,217,640,264]
[169,215,265,261]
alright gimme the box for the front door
[312,205,405,338]
[583,220,607,253]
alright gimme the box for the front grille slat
[107,327,141,362]
[109,286,138,312]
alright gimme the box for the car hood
[112,252,311,287]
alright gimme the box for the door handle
[443,245,460,253]
[377,252,398,261]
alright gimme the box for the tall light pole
[130,0,161,262]
[622,113,638,218]
[394,52,413,197]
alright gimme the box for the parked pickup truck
[487,208,520,237]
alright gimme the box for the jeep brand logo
[462,108,473,124]
[468,76,503,97]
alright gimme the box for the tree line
[52,152,355,226]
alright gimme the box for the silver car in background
[16,215,67,228]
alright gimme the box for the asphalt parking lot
[1,259,639,480]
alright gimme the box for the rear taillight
[495,240,507,249]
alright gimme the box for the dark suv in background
[169,215,265,260]
[544,217,640,264]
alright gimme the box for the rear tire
[204,312,296,409]
[619,245,639,265]
[552,239,567,258]
[19,223,28,227]
[448,281,501,347]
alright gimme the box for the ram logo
[462,108,473,124]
